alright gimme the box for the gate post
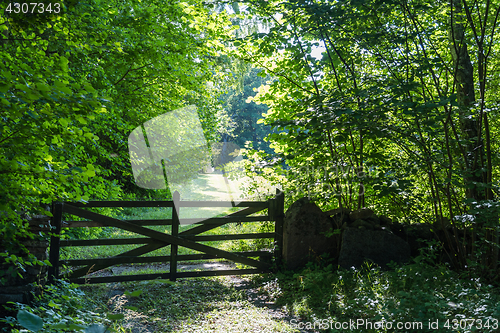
[170,191,180,282]
[272,189,284,266]
[48,202,63,284]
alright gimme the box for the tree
[221,67,275,154]
[236,0,500,274]
[0,0,235,282]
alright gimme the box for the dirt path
[85,262,318,333]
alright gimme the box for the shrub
[270,259,500,332]
[1,281,121,332]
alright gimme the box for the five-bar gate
[48,190,284,284]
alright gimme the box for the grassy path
[81,274,314,333]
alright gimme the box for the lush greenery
[4,258,500,332]
[235,0,500,277]
[1,0,234,208]
[2,0,500,330]
[2,275,299,333]
[2,280,120,332]
[221,67,275,154]
[264,258,500,332]
[0,0,236,282]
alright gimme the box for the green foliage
[265,260,500,332]
[235,0,500,274]
[221,67,275,154]
[0,0,237,282]
[1,281,119,332]
[16,310,43,332]
[0,0,235,210]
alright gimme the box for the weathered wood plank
[60,233,274,247]
[61,251,273,266]
[183,216,270,225]
[67,201,175,208]
[61,238,153,247]
[63,219,173,228]
[170,191,180,281]
[69,269,265,284]
[66,200,267,208]
[62,216,270,228]
[181,233,274,242]
[178,201,268,208]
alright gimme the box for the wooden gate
[48,190,284,284]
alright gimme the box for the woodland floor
[79,262,317,333]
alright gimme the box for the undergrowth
[4,257,500,332]
[254,257,500,333]
[1,280,122,332]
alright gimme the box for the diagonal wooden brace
[68,242,165,279]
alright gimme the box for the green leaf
[85,324,108,333]
[84,164,96,177]
[124,305,138,311]
[67,323,88,330]
[106,313,124,320]
[48,300,60,309]
[58,118,69,127]
[124,290,143,297]
[17,310,43,332]
[26,111,39,119]
[36,82,51,92]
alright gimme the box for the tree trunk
[449,0,485,203]
[448,0,497,272]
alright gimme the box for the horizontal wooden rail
[67,200,268,208]
[69,269,264,284]
[68,201,175,208]
[61,233,275,247]
[176,233,274,242]
[178,201,268,208]
[61,238,152,247]
[62,216,270,228]
[61,251,273,266]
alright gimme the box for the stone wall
[282,198,453,270]
[282,198,339,270]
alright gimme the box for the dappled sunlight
[176,173,247,220]
[80,276,301,333]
